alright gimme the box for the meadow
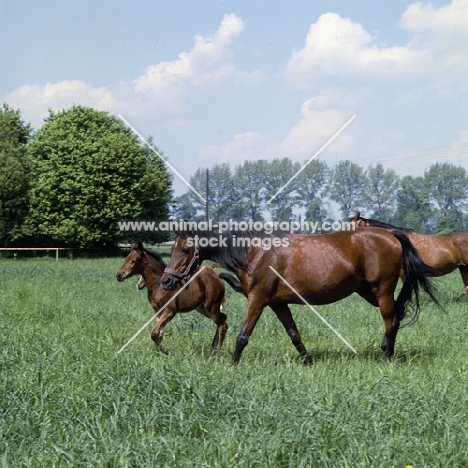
[1,254,468,467]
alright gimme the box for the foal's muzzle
[116,273,126,282]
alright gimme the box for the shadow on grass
[283,342,441,366]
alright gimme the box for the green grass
[1,257,468,467]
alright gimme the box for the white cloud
[277,99,357,160]
[3,14,265,126]
[199,131,278,164]
[197,96,358,166]
[133,13,265,110]
[284,1,468,91]
[284,12,417,88]
[3,80,125,128]
[399,0,468,36]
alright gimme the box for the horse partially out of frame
[116,242,241,354]
[351,212,468,299]
[161,227,440,364]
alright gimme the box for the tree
[138,137,173,237]
[394,175,433,232]
[171,192,203,222]
[363,163,400,221]
[26,106,172,248]
[0,103,32,246]
[262,158,301,221]
[424,163,468,233]
[296,159,330,222]
[177,164,239,222]
[207,163,236,221]
[330,160,366,219]
[233,160,268,221]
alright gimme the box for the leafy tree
[138,137,173,233]
[0,103,32,246]
[207,163,236,221]
[171,192,204,222]
[363,163,400,221]
[181,164,240,222]
[394,175,433,232]
[262,158,301,221]
[179,167,212,221]
[296,159,330,222]
[330,160,366,219]
[424,163,468,233]
[233,160,268,221]
[26,106,172,248]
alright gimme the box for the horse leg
[458,266,468,300]
[356,285,391,352]
[270,303,311,364]
[232,297,265,364]
[378,294,399,359]
[150,308,176,355]
[197,305,228,351]
[210,307,228,351]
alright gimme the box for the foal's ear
[130,242,144,252]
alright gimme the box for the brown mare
[116,242,241,353]
[351,212,468,299]
[161,228,439,364]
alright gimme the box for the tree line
[2,102,467,251]
[173,158,468,234]
[0,104,172,249]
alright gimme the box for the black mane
[178,228,288,274]
[360,217,414,234]
[143,247,167,268]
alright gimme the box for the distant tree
[394,175,433,232]
[296,159,330,222]
[0,103,32,246]
[26,106,172,248]
[179,168,209,220]
[262,158,301,221]
[207,163,236,221]
[363,163,400,222]
[233,160,268,221]
[171,192,204,222]
[181,165,236,222]
[330,160,366,219]
[424,163,468,233]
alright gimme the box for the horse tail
[392,229,440,323]
[218,272,244,294]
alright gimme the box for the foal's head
[116,242,146,282]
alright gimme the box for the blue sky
[2,0,467,196]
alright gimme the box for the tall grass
[1,257,468,467]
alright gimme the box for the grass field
[1,255,468,467]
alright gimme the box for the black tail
[393,229,440,323]
[218,272,244,294]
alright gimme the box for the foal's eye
[181,247,190,254]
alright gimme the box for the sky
[2,0,468,196]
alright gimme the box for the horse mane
[177,228,288,273]
[143,246,167,268]
[357,215,415,234]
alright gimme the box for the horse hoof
[304,354,313,365]
[157,345,169,355]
